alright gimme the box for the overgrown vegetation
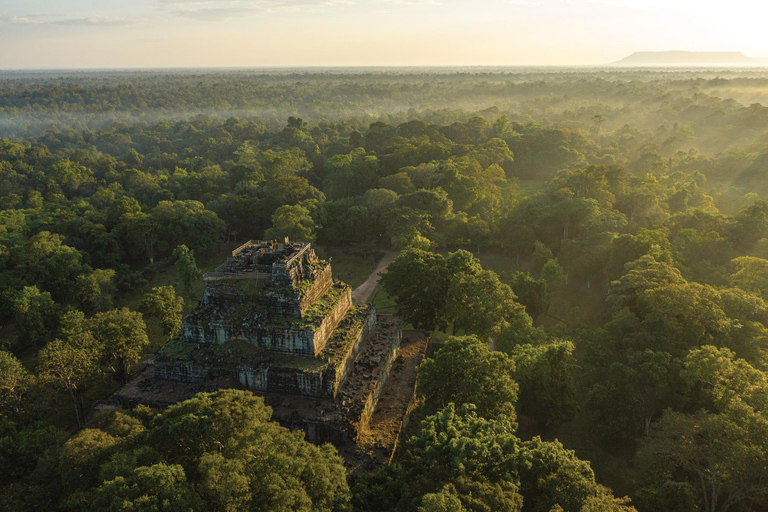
[3,68,768,511]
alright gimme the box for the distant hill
[611,51,758,66]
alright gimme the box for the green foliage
[75,269,116,314]
[380,249,451,331]
[506,340,577,429]
[0,350,33,424]
[445,268,525,340]
[50,390,350,512]
[7,70,768,511]
[503,271,550,320]
[141,286,184,338]
[353,404,632,512]
[38,338,101,428]
[637,405,768,512]
[382,249,534,340]
[91,462,204,511]
[11,285,59,349]
[730,256,768,297]
[265,204,316,243]
[89,308,149,384]
[173,244,201,302]
[541,258,567,291]
[417,335,518,420]
[586,349,685,442]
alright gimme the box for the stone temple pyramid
[114,239,427,461]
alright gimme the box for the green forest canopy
[3,68,768,511]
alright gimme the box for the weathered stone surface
[114,241,418,471]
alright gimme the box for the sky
[0,0,766,68]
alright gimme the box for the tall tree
[11,286,58,350]
[141,286,184,338]
[0,351,33,425]
[637,406,768,512]
[173,244,201,304]
[507,340,577,429]
[380,249,451,331]
[417,335,518,420]
[445,268,524,339]
[90,308,149,383]
[264,204,316,242]
[38,338,100,428]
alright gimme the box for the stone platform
[110,240,426,471]
[112,327,429,469]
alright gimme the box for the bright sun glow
[1,0,767,68]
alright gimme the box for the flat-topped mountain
[611,51,758,66]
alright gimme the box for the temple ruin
[113,239,428,467]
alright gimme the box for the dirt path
[352,251,398,303]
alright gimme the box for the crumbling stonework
[116,240,420,466]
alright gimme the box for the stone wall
[275,415,354,445]
[310,289,352,356]
[358,328,401,430]
[298,264,333,314]
[181,287,352,357]
[237,365,325,397]
[201,282,302,318]
[328,308,377,397]
[154,360,214,383]
[182,322,317,355]
[235,306,376,398]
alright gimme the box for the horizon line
[4,64,768,73]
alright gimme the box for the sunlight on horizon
[1,0,767,68]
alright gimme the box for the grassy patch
[476,252,519,274]
[516,180,547,197]
[370,286,397,312]
[316,246,379,289]
[116,242,242,355]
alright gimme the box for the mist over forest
[3,67,768,511]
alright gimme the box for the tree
[419,487,465,512]
[21,231,89,302]
[530,241,554,276]
[503,271,550,320]
[380,249,451,331]
[637,405,768,512]
[12,286,58,350]
[0,351,33,424]
[506,340,577,429]
[586,350,685,442]
[119,211,159,264]
[605,256,732,356]
[141,286,184,338]
[417,335,518,420]
[48,159,93,197]
[38,338,100,428]
[445,269,524,339]
[152,200,225,255]
[75,269,116,314]
[419,479,523,512]
[353,403,632,512]
[58,390,350,511]
[730,256,768,297]
[90,308,149,383]
[173,245,201,304]
[264,204,315,242]
[396,404,521,509]
[682,346,768,415]
[541,258,567,291]
[92,463,204,511]
[517,436,632,512]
